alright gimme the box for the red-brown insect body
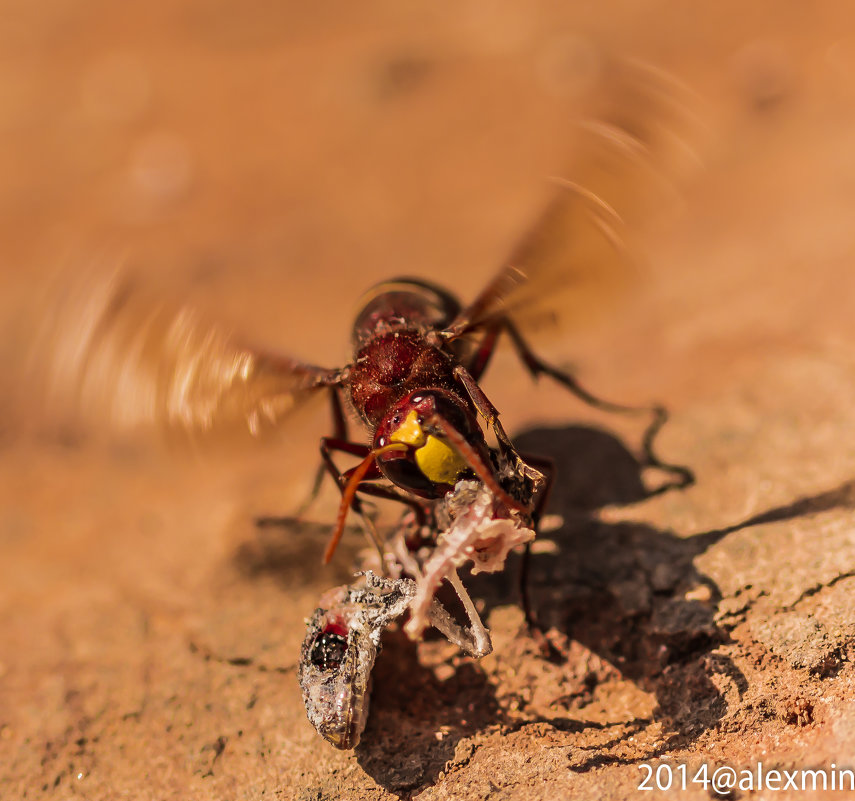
[346,279,469,430]
[348,329,462,429]
[342,279,492,499]
[350,279,461,348]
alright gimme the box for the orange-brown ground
[3,2,855,799]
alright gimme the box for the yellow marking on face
[389,410,426,447]
[389,410,467,485]
[415,435,467,485]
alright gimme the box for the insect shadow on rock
[393,423,741,781]
[348,444,855,790]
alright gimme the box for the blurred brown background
[4,1,855,799]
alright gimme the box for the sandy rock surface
[3,2,855,799]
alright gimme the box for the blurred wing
[33,270,338,438]
[445,59,702,338]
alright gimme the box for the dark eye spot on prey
[309,630,348,672]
